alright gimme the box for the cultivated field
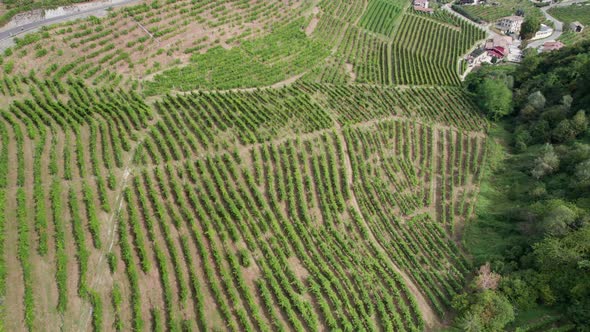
[0,0,489,331]
[454,0,543,23]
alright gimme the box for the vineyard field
[0,0,491,331]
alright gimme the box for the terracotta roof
[414,5,433,12]
[500,15,524,22]
[487,49,505,58]
[542,41,564,51]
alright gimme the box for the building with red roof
[541,41,565,53]
[487,46,507,59]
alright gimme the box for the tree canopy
[520,16,541,40]
[475,77,513,120]
[460,40,590,331]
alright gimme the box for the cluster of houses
[465,35,515,67]
[465,14,585,68]
[496,15,555,41]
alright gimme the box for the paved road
[0,0,141,42]
[527,0,588,49]
[443,4,506,79]
[527,6,563,48]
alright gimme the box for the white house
[497,16,525,34]
[414,0,434,13]
[459,0,480,5]
[531,24,553,40]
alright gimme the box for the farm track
[76,154,133,331]
[333,118,442,329]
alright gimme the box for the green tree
[520,16,541,40]
[534,225,590,329]
[458,311,483,332]
[531,144,559,179]
[477,78,513,119]
[538,203,578,236]
[499,276,538,310]
[571,110,588,134]
[528,91,546,111]
[459,290,515,332]
[574,159,590,185]
[552,119,576,143]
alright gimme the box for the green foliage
[3,61,14,75]
[548,4,590,26]
[531,144,559,179]
[521,16,541,40]
[107,252,117,273]
[499,276,538,310]
[456,290,515,332]
[146,20,329,94]
[533,225,590,327]
[476,78,513,119]
[465,40,590,330]
[237,249,250,268]
[455,0,542,23]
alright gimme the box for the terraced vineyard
[0,0,490,331]
[390,13,486,85]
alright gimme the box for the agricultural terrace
[548,3,590,45]
[303,2,486,85]
[454,0,543,23]
[548,2,590,26]
[0,0,491,331]
[3,0,308,86]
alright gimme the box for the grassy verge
[462,124,526,265]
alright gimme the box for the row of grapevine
[337,24,391,84]
[3,0,308,88]
[137,87,332,164]
[145,20,330,93]
[391,13,486,85]
[318,0,367,24]
[108,128,428,330]
[359,0,405,37]
[0,58,492,330]
[296,82,487,131]
[343,119,486,315]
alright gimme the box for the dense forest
[457,41,590,331]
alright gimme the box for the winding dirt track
[332,119,443,330]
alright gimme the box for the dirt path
[344,62,356,82]
[331,119,443,330]
[305,7,320,36]
[171,73,306,96]
[76,122,154,331]
[77,165,132,331]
